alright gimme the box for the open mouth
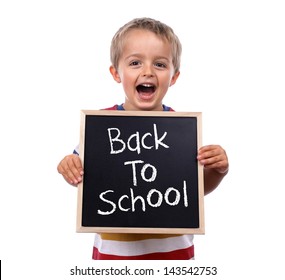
[136,83,156,94]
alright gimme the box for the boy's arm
[57,154,84,185]
[197,145,229,195]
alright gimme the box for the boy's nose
[141,66,154,77]
[142,73,154,77]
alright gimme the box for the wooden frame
[77,110,204,234]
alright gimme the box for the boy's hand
[197,145,229,174]
[57,154,84,185]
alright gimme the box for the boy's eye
[129,61,140,66]
[155,62,166,68]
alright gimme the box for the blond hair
[110,17,182,73]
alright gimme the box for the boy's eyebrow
[124,53,171,62]
[124,53,143,59]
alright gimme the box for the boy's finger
[72,156,84,175]
[66,160,83,183]
[65,167,81,184]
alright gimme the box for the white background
[1,0,285,279]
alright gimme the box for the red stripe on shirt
[92,245,194,260]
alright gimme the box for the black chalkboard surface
[77,110,204,234]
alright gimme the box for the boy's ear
[109,65,121,83]
[169,71,180,87]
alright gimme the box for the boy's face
[110,29,180,111]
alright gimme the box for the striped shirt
[74,104,195,260]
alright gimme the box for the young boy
[57,17,229,260]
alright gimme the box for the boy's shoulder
[102,105,119,110]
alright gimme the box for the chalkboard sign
[77,110,204,234]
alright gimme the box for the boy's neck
[117,104,171,112]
